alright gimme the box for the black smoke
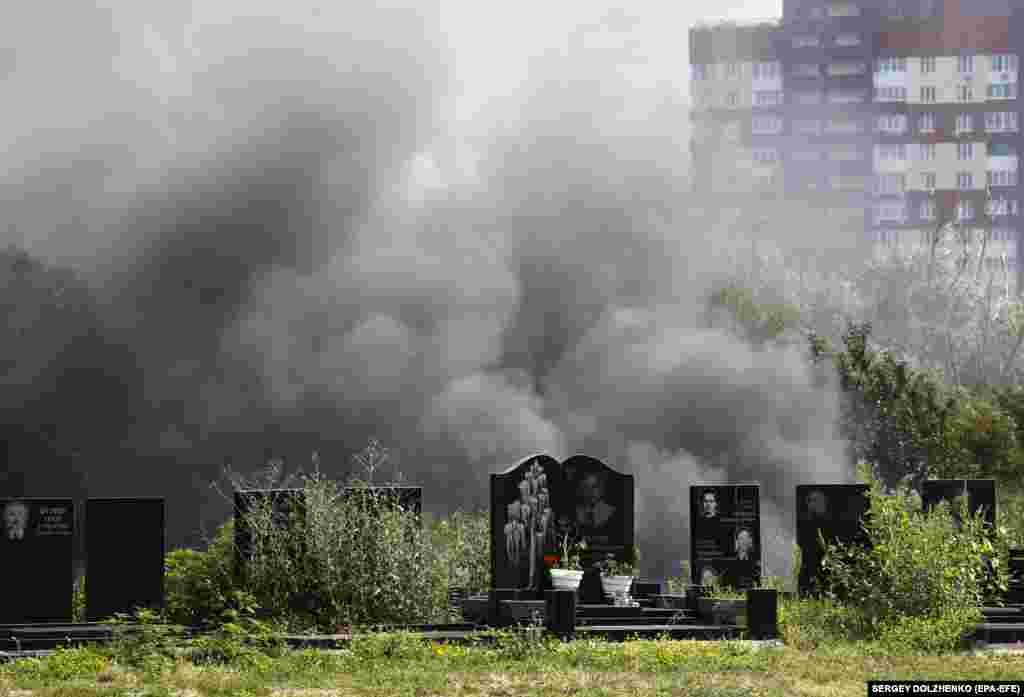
[1,3,852,580]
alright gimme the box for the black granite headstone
[0,498,74,622]
[795,484,869,596]
[922,479,996,526]
[690,485,760,589]
[86,498,165,621]
[491,454,634,598]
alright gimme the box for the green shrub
[819,469,990,650]
[429,508,491,597]
[164,520,256,627]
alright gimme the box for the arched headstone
[490,454,634,597]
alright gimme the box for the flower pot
[550,569,584,591]
[600,575,634,598]
[697,598,747,627]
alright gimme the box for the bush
[165,521,256,628]
[232,471,449,629]
[429,509,490,597]
[819,468,990,650]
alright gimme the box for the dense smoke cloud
[1,0,849,579]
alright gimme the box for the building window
[920,86,936,103]
[918,112,937,132]
[919,143,936,161]
[792,63,821,77]
[991,54,1018,73]
[755,90,784,106]
[793,35,820,48]
[920,199,936,221]
[793,119,822,135]
[957,84,973,102]
[958,54,974,74]
[989,142,1017,157]
[876,143,907,160]
[921,172,936,190]
[829,89,867,104]
[752,147,778,164]
[921,56,936,74]
[825,117,864,134]
[985,111,1019,132]
[827,3,861,17]
[957,200,975,221]
[791,150,821,162]
[830,147,864,161]
[987,83,1018,99]
[957,171,974,189]
[987,198,1019,217]
[877,113,908,133]
[752,115,784,134]
[794,91,823,105]
[834,33,861,47]
[753,62,780,79]
[876,229,900,245]
[957,142,974,160]
[875,86,908,102]
[875,174,906,194]
[988,170,1018,187]
[726,63,741,78]
[726,91,739,106]
[828,62,867,76]
[691,64,708,81]
[875,202,908,223]
[876,57,907,73]
[955,113,973,134]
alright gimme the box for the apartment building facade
[689,0,1023,285]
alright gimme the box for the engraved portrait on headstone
[690,485,761,589]
[3,499,29,541]
[491,454,634,596]
[0,498,74,623]
[796,484,869,596]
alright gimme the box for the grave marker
[0,498,74,623]
[795,484,869,596]
[491,454,634,598]
[690,485,760,589]
[86,498,165,621]
[922,479,996,526]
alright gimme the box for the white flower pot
[550,569,584,591]
[601,575,634,598]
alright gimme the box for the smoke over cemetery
[0,0,855,580]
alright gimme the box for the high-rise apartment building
[690,0,1023,284]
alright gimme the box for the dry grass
[2,641,1024,697]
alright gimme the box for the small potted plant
[597,550,638,600]
[549,534,586,591]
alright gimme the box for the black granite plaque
[795,484,869,596]
[0,498,74,622]
[86,498,165,621]
[922,479,997,526]
[690,485,760,589]
[491,454,634,597]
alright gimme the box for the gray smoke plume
[1,1,852,580]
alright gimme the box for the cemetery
[3,456,1024,663]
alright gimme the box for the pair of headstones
[0,498,164,623]
[795,479,997,595]
[490,455,635,597]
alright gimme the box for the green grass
[2,636,1023,697]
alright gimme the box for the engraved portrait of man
[3,500,30,541]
